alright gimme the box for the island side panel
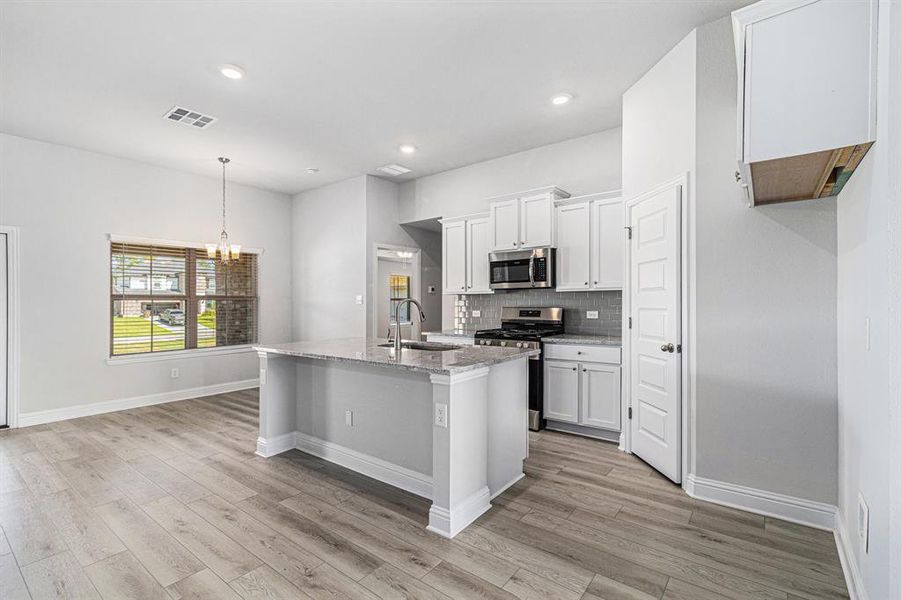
[256,351,298,457]
[294,358,433,498]
[487,356,529,498]
[428,367,491,538]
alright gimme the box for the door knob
[661,343,675,353]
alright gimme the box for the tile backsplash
[453,289,622,335]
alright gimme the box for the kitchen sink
[378,341,462,351]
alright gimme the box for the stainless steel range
[475,307,564,430]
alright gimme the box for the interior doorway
[623,177,688,484]
[0,226,16,429]
[373,244,422,341]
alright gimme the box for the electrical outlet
[170,368,179,379]
[259,369,267,385]
[586,310,599,320]
[472,310,481,318]
[355,295,363,305]
[345,410,354,427]
[434,403,448,428]
[858,493,869,553]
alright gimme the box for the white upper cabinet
[555,191,624,292]
[488,186,569,251]
[466,215,492,294]
[489,199,520,251]
[519,193,555,248]
[733,0,877,205]
[555,202,591,291]
[591,197,624,290]
[442,219,467,294]
[441,213,493,295]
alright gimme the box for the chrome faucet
[393,298,426,353]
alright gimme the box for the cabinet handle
[583,369,587,372]
[572,367,577,371]
[594,281,598,285]
[577,351,583,355]
[584,282,589,286]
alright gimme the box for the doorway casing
[371,243,422,339]
[0,226,20,428]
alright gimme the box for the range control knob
[483,340,491,346]
[500,341,507,347]
[516,342,524,348]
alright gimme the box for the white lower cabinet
[544,345,621,432]
[544,360,580,423]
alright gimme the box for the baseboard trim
[294,431,433,500]
[490,472,525,500]
[17,379,259,428]
[256,432,297,458]
[427,485,491,539]
[834,511,868,600]
[545,421,621,444]
[684,473,836,531]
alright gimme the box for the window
[110,242,258,356]
[388,274,411,324]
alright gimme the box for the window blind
[110,242,258,356]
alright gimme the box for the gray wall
[693,18,837,503]
[835,1,901,597]
[292,176,367,341]
[398,128,622,224]
[455,291,621,336]
[0,133,294,415]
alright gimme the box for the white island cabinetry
[254,338,535,538]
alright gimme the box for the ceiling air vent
[163,106,218,129]
[376,164,411,176]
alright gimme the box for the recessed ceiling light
[551,93,573,106]
[399,144,417,154]
[219,64,245,80]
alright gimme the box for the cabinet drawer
[543,344,620,364]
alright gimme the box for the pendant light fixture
[206,157,241,262]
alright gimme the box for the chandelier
[206,156,241,262]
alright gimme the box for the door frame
[620,173,696,487]
[371,243,422,339]
[0,226,19,429]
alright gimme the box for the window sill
[106,344,256,366]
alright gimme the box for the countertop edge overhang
[253,338,539,376]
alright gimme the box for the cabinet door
[466,216,492,294]
[544,360,580,423]
[520,193,553,248]
[555,202,590,291]
[490,199,520,251]
[580,363,621,431]
[591,199,624,290]
[442,221,467,294]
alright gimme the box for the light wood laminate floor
[0,389,848,599]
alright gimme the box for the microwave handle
[528,256,535,287]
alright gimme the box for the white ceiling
[0,1,750,195]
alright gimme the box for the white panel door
[490,199,520,251]
[519,193,553,248]
[0,233,6,427]
[628,183,681,483]
[442,221,467,294]
[544,360,579,423]
[580,363,621,431]
[555,202,590,291]
[466,216,492,294]
[591,199,624,290]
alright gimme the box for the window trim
[109,235,260,358]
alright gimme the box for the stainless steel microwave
[489,248,556,290]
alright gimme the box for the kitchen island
[253,338,537,538]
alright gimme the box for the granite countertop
[425,330,477,339]
[541,334,623,347]
[254,338,537,376]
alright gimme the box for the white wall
[623,20,839,505]
[693,18,837,504]
[398,128,622,223]
[836,1,901,597]
[0,133,293,416]
[292,176,367,341]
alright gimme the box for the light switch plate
[586,310,599,320]
[472,310,481,317]
[345,410,353,427]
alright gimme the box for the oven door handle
[528,256,535,287]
